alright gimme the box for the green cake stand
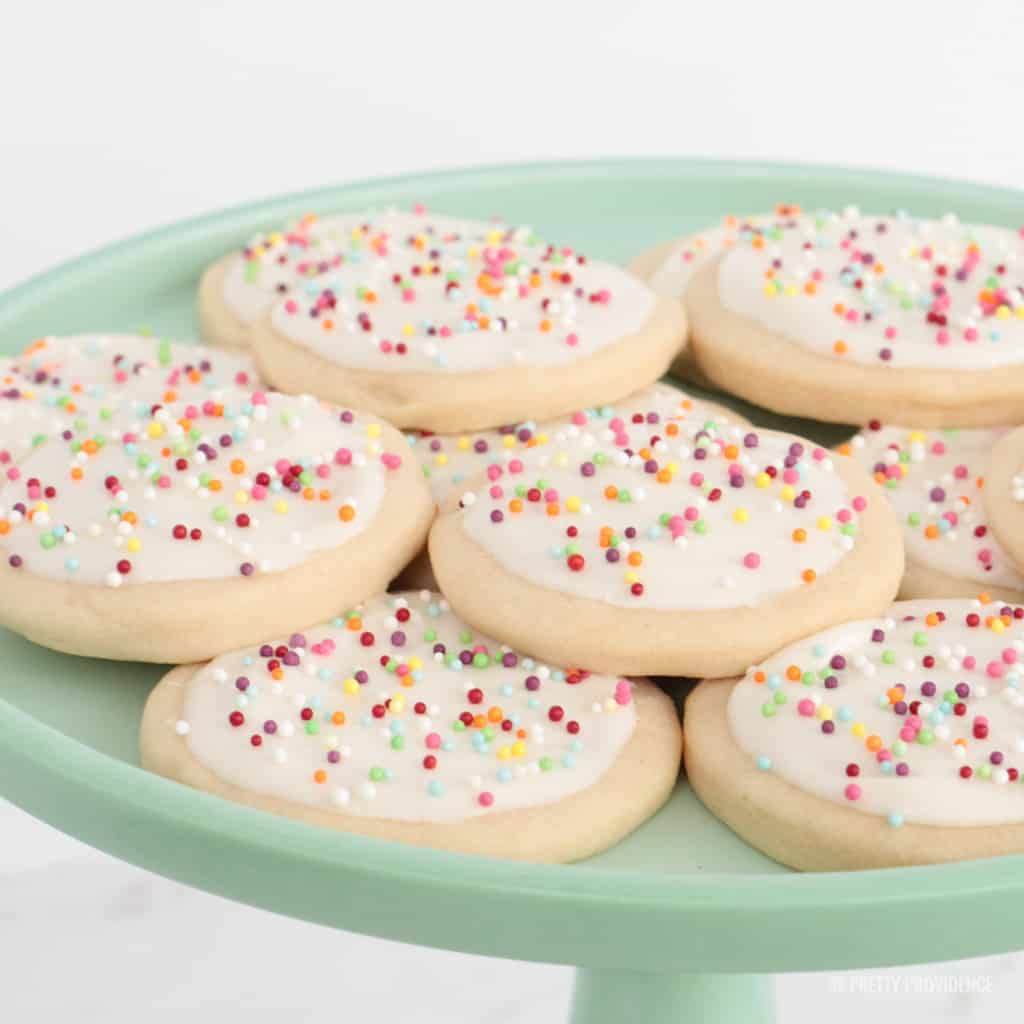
[2,159,1023,1023]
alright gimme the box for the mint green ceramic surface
[2,160,1023,1023]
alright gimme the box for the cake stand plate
[2,159,1023,1024]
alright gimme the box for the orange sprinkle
[509,498,523,514]
[833,340,848,355]
[792,528,807,543]
[331,711,346,726]
[487,707,503,723]
[313,770,327,784]
[230,459,246,475]
[70,467,84,481]
[347,617,362,631]
[338,504,356,522]
[604,485,618,500]
[866,735,883,753]
[627,551,643,566]
[786,665,802,681]
[546,502,560,516]
[802,569,817,583]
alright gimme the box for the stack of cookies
[2,205,1022,869]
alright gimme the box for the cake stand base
[570,968,774,1024]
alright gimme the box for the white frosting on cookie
[845,425,1024,592]
[715,209,1024,370]
[454,420,871,612]
[0,376,408,586]
[728,599,1024,826]
[236,208,657,373]
[647,210,797,297]
[407,382,743,504]
[177,591,637,822]
[0,334,258,467]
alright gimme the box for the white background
[3,1,1024,1020]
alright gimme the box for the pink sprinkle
[284,300,298,314]
[852,496,867,512]
[334,448,352,466]
[565,333,579,347]
[837,509,852,524]
[508,459,523,474]
[157,475,171,489]
[884,326,898,340]
[251,484,267,500]
[689,473,704,488]
[782,468,799,485]
[1003,648,1018,665]
[381,453,402,470]
[953,463,968,479]
[426,733,441,750]
[965,327,979,342]
[684,505,699,522]
[486,465,502,481]
[488,485,503,499]
[478,792,494,808]
[987,661,1006,679]
[251,391,268,405]
[936,330,950,345]
[615,680,632,706]
[797,698,815,717]
[743,552,761,570]
[571,411,587,426]
[316,464,330,479]
[844,784,862,801]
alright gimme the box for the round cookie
[1,333,258,468]
[429,417,903,678]
[630,207,799,384]
[397,382,750,590]
[235,208,685,431]
[141,590,682,863]
[680,208,1024,426]
[984,426,1024,574]
[685,599,1024,870]
[841,424,1024,603]
[0,371,433,662]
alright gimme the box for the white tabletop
[3,0,1024,1018]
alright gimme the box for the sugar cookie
[212,208,685,431]
[841,424,1024,603]
[0,347,433,662]
[429,417,903,677]
[984,426,1024,575]
[653,207,1024,426]
[686,599,1024,870]
[141,590,682,862]
[397,382,749,590]
[631,208,798,384]
[0,333,258,467]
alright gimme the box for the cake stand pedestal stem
[569,967,775,1024]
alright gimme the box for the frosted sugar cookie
[397,382,749,589]
[0,333,258,468]
[841,424,1024,603]
[215,208,685,431]
[630,208,799,383]
[0,376,432,662]
[141,590,682,862]
[673,208,1024,426]
[686,599,1024,870]
[984,426,1024,574]
[429,416,903,677]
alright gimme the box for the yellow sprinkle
[126,538,141,553]
[497,746,512,761]
[817,705,833,721]
[402,323,415,336]
[780,484,796,502]
[147,422,164,438]
[390,695,405,713]
[234,490,249,505]
[852,722,866,738]
[273,499,288,514]
[366,423,381,438]
[755,472,771,489]
[435,453,448,467]
[502,435,516,449]
[511,741,526,757]
[997,305,1011,320]
[343,678,359,696]
[817,516,833,531]
[566,496,582,513]
[625,571,639,584]
[456,436,471,451]
[733,507,749,524]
